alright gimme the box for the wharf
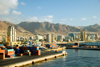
[66,47,100,51]
[0,51,67,67]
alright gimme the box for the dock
[66,47,100,51]
[0,51,67,67]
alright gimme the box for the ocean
[27,49,100,67]
[24,42,100,67]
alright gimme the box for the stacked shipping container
[7,49,15,58]
[46,44,59,49]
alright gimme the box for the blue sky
[0,0,100,26]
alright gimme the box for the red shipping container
[24,52,27,55]
[36,50,41,55]
[0,53,5,59]
[7,51,15,56]
[0,50,5,53]
[24,46,29,50]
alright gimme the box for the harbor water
[28,49,100,67]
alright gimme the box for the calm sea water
[28,49,100,67]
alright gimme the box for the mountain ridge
[0,21,100,36]
[0,21,34,36]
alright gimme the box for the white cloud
[0,16,22,24]
[47,15,53,18]
[82,18,86,20]
[70,18,73,20]
[27,15,54,22]
[60,22,65,23]
[93,16,97,18]
[0,0,18,15]
[37,7,42,9]
[43,18,52,22]
[29,17,38,21]
[21,2,25,5]
[61,19,67,21]
[12,10,21,15]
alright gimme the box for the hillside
[1,21,100,36]
[82,24,100,32]
[0,21,34,36]
[18,21,81,35]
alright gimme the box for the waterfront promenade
[0,51,67,67]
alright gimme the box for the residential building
[7,26,16,42]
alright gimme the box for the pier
[66,47,100,50]
[0,51,67,67]
[57,43,100,51]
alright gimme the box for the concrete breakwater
[66,47,100,50]
[58,42,100,50]
[0,51,67,67]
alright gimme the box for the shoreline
[0,48,67,67]
[66,47,100,51]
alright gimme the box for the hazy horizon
[0,0,100,26]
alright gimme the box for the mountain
[1,21,100,36]
[0,21,34,36]
[18,21,81,35]
[82,24,100,32]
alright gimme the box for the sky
[0,0,100,26]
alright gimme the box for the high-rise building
[55,35,57,41]
[36,35,43,40]
[87,35,91,40]
[46,34,51,43]
[7,26,16,42]
[65,36,73,42]
[57,35,64,41]
[51,33,55,42]
[69,33,75,39]
[91,34,95,40]
[80,31,86,41]
[95,33,98,40]
[46,33,55,43]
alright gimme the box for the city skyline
[0,0,100,26]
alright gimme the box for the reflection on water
[74,49,79,52]
[27,49,100,67]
